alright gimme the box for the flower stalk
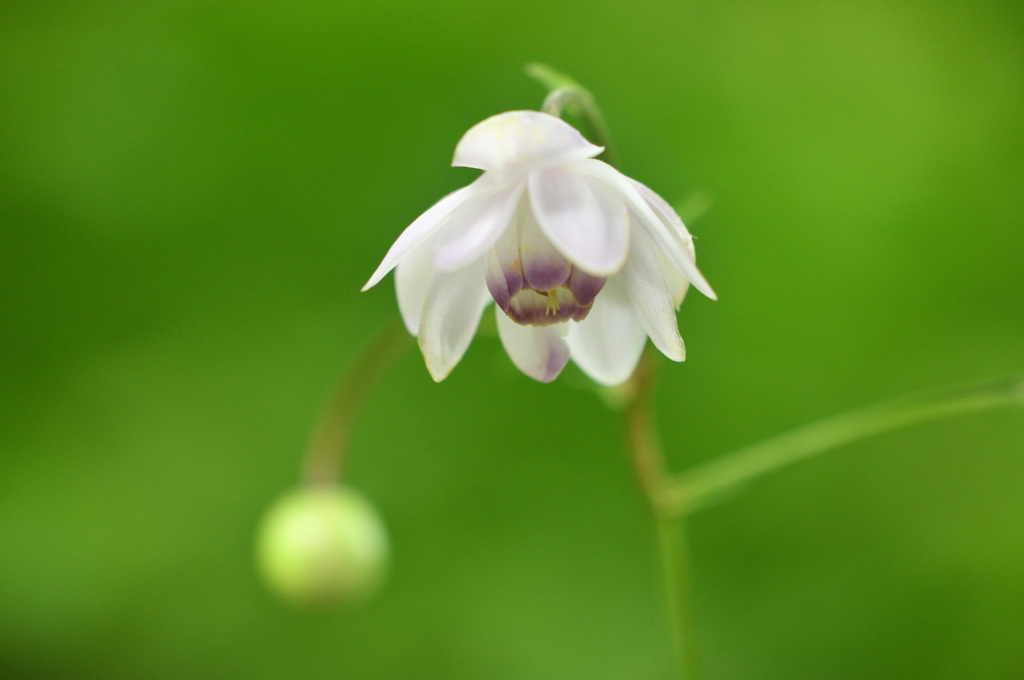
[303,319,413,486]
[525,63,619,168]
[622,362,1024,680]
[524,66,709,678]
[621,350,705,680]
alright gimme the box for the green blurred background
[2,0,1023,678]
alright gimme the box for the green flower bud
[256,486,390,608]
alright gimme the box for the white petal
[570,160,717,301]
[628,178,696,254]
[417,258,492,382]
[622,228,685,362]
[394,235,436,335]
[432,181,524,272]
[656,247,690,309]
[628,178,700,306]
[566,277,647,386]
[452,111,603,173]
[362,179,486,291]
[496,313,570,383]
[528,167,629,276]
[622,183,688,305]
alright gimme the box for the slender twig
[662,374,1024,516]
[302,319,413,486]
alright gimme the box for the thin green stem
[663,374,1024,516]
[524,63,618,168]
[656,518,703,680]
[302,319,413,486]
[622,350,704,680]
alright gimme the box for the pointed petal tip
[419,343,454,383]
[687,269,718,301]
[657,334,686,363]
[362,264,390,292]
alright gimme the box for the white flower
[363,110,716,385]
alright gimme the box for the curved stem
[664,374,1024,516]
[524,63,618,168]
[622,350,704,680]
[302,319,413,486]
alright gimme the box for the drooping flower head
[363,111,716,385]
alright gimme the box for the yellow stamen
[545,290,560,316]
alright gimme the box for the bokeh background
[2,0,1023,678]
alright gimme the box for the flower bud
[256,486,390,608]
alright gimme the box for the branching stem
[663,374,1024,516]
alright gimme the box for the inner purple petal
[488,199,609,328]
[522,255,571,291]
[567,268,606,307]
[484,249,523,312]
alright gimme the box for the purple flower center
[486,256,606,327]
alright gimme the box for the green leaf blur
[2,1,1022,678]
